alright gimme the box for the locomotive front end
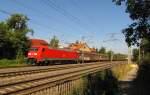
[27,47,39,64]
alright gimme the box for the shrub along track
[0,61,124,95]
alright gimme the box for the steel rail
[0,62,104,78]
[0,63,111,86]
[0,63,117,95]
[14,65,113,95]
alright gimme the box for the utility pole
[103,40,115,63]
[128,46,131,64]
[139,39,141,64]
[109,46,113,63]
[81,36,85,43]
[106,33,130,64]
[81,51,84,64]
[103,33,119,63]
[80,35,93,64]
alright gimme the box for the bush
[135,56,150,84]
[131,55,150,95]
[71,70,119,95]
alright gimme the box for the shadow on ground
[118,81,132,95]
[130,61,150,95]
[119,59,150,95]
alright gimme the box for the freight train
[27,45,126,65]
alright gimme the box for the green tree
[95,48,99,53]
[7,14,32,59]
[99,47,106,54]
[0,22,13,59]
[140,38,150,62]
[113,53,127,61]
[113,1,150,94]
[113,0,150,47]
[141,38,150,53]
[7,14,29,31]
[132,48,139,62]
[49,36,59,48]
[107,50,114,60]
[0,14,32,60]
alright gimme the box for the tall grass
[0,59,27,68]
[111,63,133,80]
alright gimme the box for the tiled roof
[68,42,91,52]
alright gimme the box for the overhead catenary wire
[11,0,80,39]
[0,9,78,45]
[12,0,86,40]
[11,0,96,37]
[11,0,62,23]
[0,9,58,34]
[70,0,97,31]
[42,0,95,36]
[69,0,99,44]
[0,9,11,15]
[1,0,98,47]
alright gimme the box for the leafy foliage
[99,47,106,54]
[0,14,32,59]
[113,0,150,47]
[49,36,59,48]
[107,50,114,60]
[113,53,127,60]
[0,22,15,59]
[113,1,150,94]
[132,48,139,62]
[7,14,29,31]
[72,70,119,95]
[141,38,150,53]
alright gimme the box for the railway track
[0,61,123,95]
[0,62,107,78]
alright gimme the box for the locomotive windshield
[30,47,38,51]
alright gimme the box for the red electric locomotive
[27,46,79,65]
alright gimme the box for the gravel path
[118,64,138,95]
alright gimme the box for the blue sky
[0,0,132,54]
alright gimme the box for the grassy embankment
[111,63,133,80]
[0,59,28,68]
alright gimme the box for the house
[68,41,92,52]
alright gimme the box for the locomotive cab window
[42,48,45,52]
[30,48,38,52]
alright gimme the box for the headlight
[34,53,37,55]
[28,53,31,55]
